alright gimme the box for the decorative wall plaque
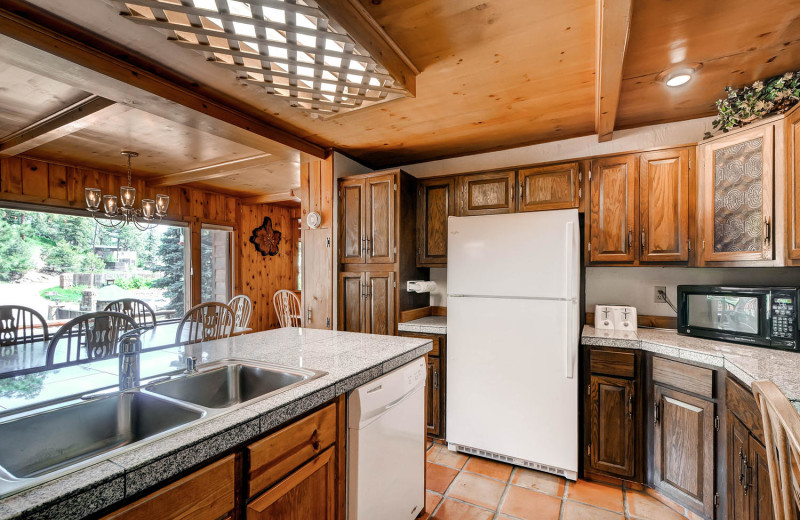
[250,217,282,257]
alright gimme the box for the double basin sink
[0,360,325,494]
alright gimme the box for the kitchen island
[0,328,432,520]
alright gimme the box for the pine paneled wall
[0,155,298,332]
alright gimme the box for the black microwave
[677,285,799,350]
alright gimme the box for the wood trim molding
[148,154,274,187]
[0,96,119,157]
[585,312,677,330]
[594,0,633,142]
[399,305,446,322]
[0,1,327,159]
[242,190,301,205]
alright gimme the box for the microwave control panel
[770,290,798,346]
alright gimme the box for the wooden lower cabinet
[588,375,636,478]
[400,332,446,438]
[102,455,236,520]
[337,271,395,335]
[652,384,715,518]
[247,448,336,520]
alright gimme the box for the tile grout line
[557,479,569,520]
[493,465,516,519]
[623,483,631,520]
[429,453,470,517]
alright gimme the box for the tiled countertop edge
[0,344,432,520]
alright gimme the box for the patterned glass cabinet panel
[701,125,774,262]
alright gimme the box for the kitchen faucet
[118,329,144,391]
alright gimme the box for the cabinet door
[247,448,335,520]
[729,412,749,520]
[749,437,774,520]
[788,107,800,261]
[518,162,580,212]
[457,171,516,216]
[701,124,774,262]
[589,155,637,263]
[639,149,690,262]
[653,385,715,518]
[365,271,395,335]
[426,355,441,437]
[302,228,332,329]
[338,272,364,333]
[417,177,456,266]
[365,174,395,264]
[339,179,366,264]
[589,375,636,478]
[102,455,235,520]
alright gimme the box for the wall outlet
[654,286,667,303]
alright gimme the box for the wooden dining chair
[0,305,49,349]
[176,302,234,344]
[273,290,301,328]
[228,295,252,330]
[46,311,137,366]
[752,380,800,520]
[104,298,157,328]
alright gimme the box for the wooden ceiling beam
[312,0,418,96]
[0,1,327,159]
[594,0,633,142]
[242,190,301,205]
[147,153,274,186]
[0,95,121,157]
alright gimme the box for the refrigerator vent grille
[451,444,567,478]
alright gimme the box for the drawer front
[102,455,235,520]
[590,349,635,378]
[652,357,713,398]
[399,332,440,356]
[248,403,337,498]
[726,377,765,442]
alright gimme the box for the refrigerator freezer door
[446,295,579,475]
[447,209,579,300]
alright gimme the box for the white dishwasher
[348,358,426,520]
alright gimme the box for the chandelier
[84,151,169,231]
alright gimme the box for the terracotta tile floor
[422,443,692,520]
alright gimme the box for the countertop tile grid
[398,315,448,334]
[582,325,800,401]
[0,328,432,520]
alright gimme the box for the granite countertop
[0,328,432,520]
[582,325,800,408]
[398,315,447,334]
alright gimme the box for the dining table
[0,322,251,377]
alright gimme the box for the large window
[0,207,189,323]
[200,225,233,304]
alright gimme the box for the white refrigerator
[447,209,580,480]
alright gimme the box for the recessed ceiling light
[666,74,692,87]
[656,63,702,88]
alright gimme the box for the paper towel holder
[407,280,437,293]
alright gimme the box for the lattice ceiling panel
[114,0,410,116]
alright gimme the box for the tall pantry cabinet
[337,169,429,334]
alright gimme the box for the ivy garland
[704,70,800,139]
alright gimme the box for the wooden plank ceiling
[0,0,798,196]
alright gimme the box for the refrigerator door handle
[565,221,576,379]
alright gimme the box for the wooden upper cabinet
[518,162,580,212]
[457,170,516,216]
[652,384,715,519]
[589,155,638,263]
[589,375,636,479]
[787,106,800,262]
[339,179,366,264]
[417,177,456,266]
[639,149,690,262]
[365,174,396,264]
[699,124,774,262]
[365,271,395,335]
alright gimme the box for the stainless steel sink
[0,392,204,479]
[145,361,325,408]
